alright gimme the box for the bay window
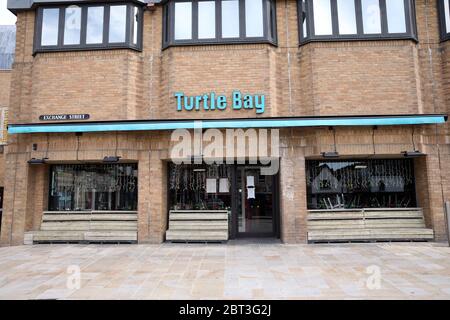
[299,0,417,44]
[439,0,450,41]
[163,0,277,48]
[35,3,143,53]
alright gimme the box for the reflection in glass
[302,0,308,38]
[362,0,381,34]
[168,163,232,211]
[222,0,240,38]
[41,8,60,46]
[198,1,216,39]
[306,159,417,209]
[446,0,450,33]
[386,0,406,33]
[313,0,333,35]
[49,164,138,211]
[245,0,264,37]
[133,7,139,44]
[86,7,104,44]
[337,0,357,35]
[64,6,81,45]
[175,2,192,40]
[109,5,127,43]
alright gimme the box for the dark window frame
[162,0,277,49]
[34,2,144,54]
[438,0,450,41]
[48,163,139,212]
[305,158,418,210]
[298,0,417,45]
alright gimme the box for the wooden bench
[307,208,434,243]
[165,210,229,242]
[25,211,138,244]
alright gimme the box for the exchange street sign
[39,114,90,121]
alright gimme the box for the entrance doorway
[167,163,280,240]
[234,167,279,238]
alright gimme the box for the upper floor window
[163,0,277,48]
[299,0,417,44]
[35,3,143,53]
[439,0,450,41]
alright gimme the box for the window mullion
[355,0,363,37]
[379,0,388,35]
[216,0,222,39]
[193,0,199,40]
[104,5,110,45]
[80,6,87,45]
[239,0,245,39]
[331,0,339,37]
[59,7,65,46]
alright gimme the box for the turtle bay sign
[175,91,266,114]
[39,114,90,121]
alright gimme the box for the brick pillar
[137,151,151,243]
[415,155,448,242]
[0,152,30,246]
[137,150,167,244]
[279,146,308,243]
[148,151,167,243]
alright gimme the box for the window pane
[174,2,192,40]
[133,7,139,44]
[64,6,81,45]
[245,0,264,37]
[362,0,381,34]
[302,0,308,38]
[337,0,357,35]
[41,8,59,46]
[86,6,104,44]
[198,1,215,39]
[222,0,239,38]
[313,0,333,36]
[386,0,406,33]
[444,0,450,33]
[109,5,127,43]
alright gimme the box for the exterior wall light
[321,151,340,158]
[401,151,425,158]
[28,158,48,164]
[103,156,121,163]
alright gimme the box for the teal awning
[8,114,447,134]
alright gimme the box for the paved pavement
[0,241,449,299]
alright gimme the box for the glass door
[236,167,276,237]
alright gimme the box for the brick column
[138,150,167,244]
[137,151,151,243]
[279,146,308,243]
[0,152,30,246]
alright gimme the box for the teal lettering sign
[175,91,265,114]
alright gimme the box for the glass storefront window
[168,163,232,211]
[300,0,415,43]
[163,0,277,47]
[48,164,138,211]
[63,6,82,45]
[109,5,127,43]
[439,0,450,40]
[306,159,417,210]
[198,1,216,39]
[313,0,333,36]
[86,7,104,44]
[35,4,143,53]
[41,8,60,46]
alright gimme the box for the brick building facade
[0,0,449,246]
